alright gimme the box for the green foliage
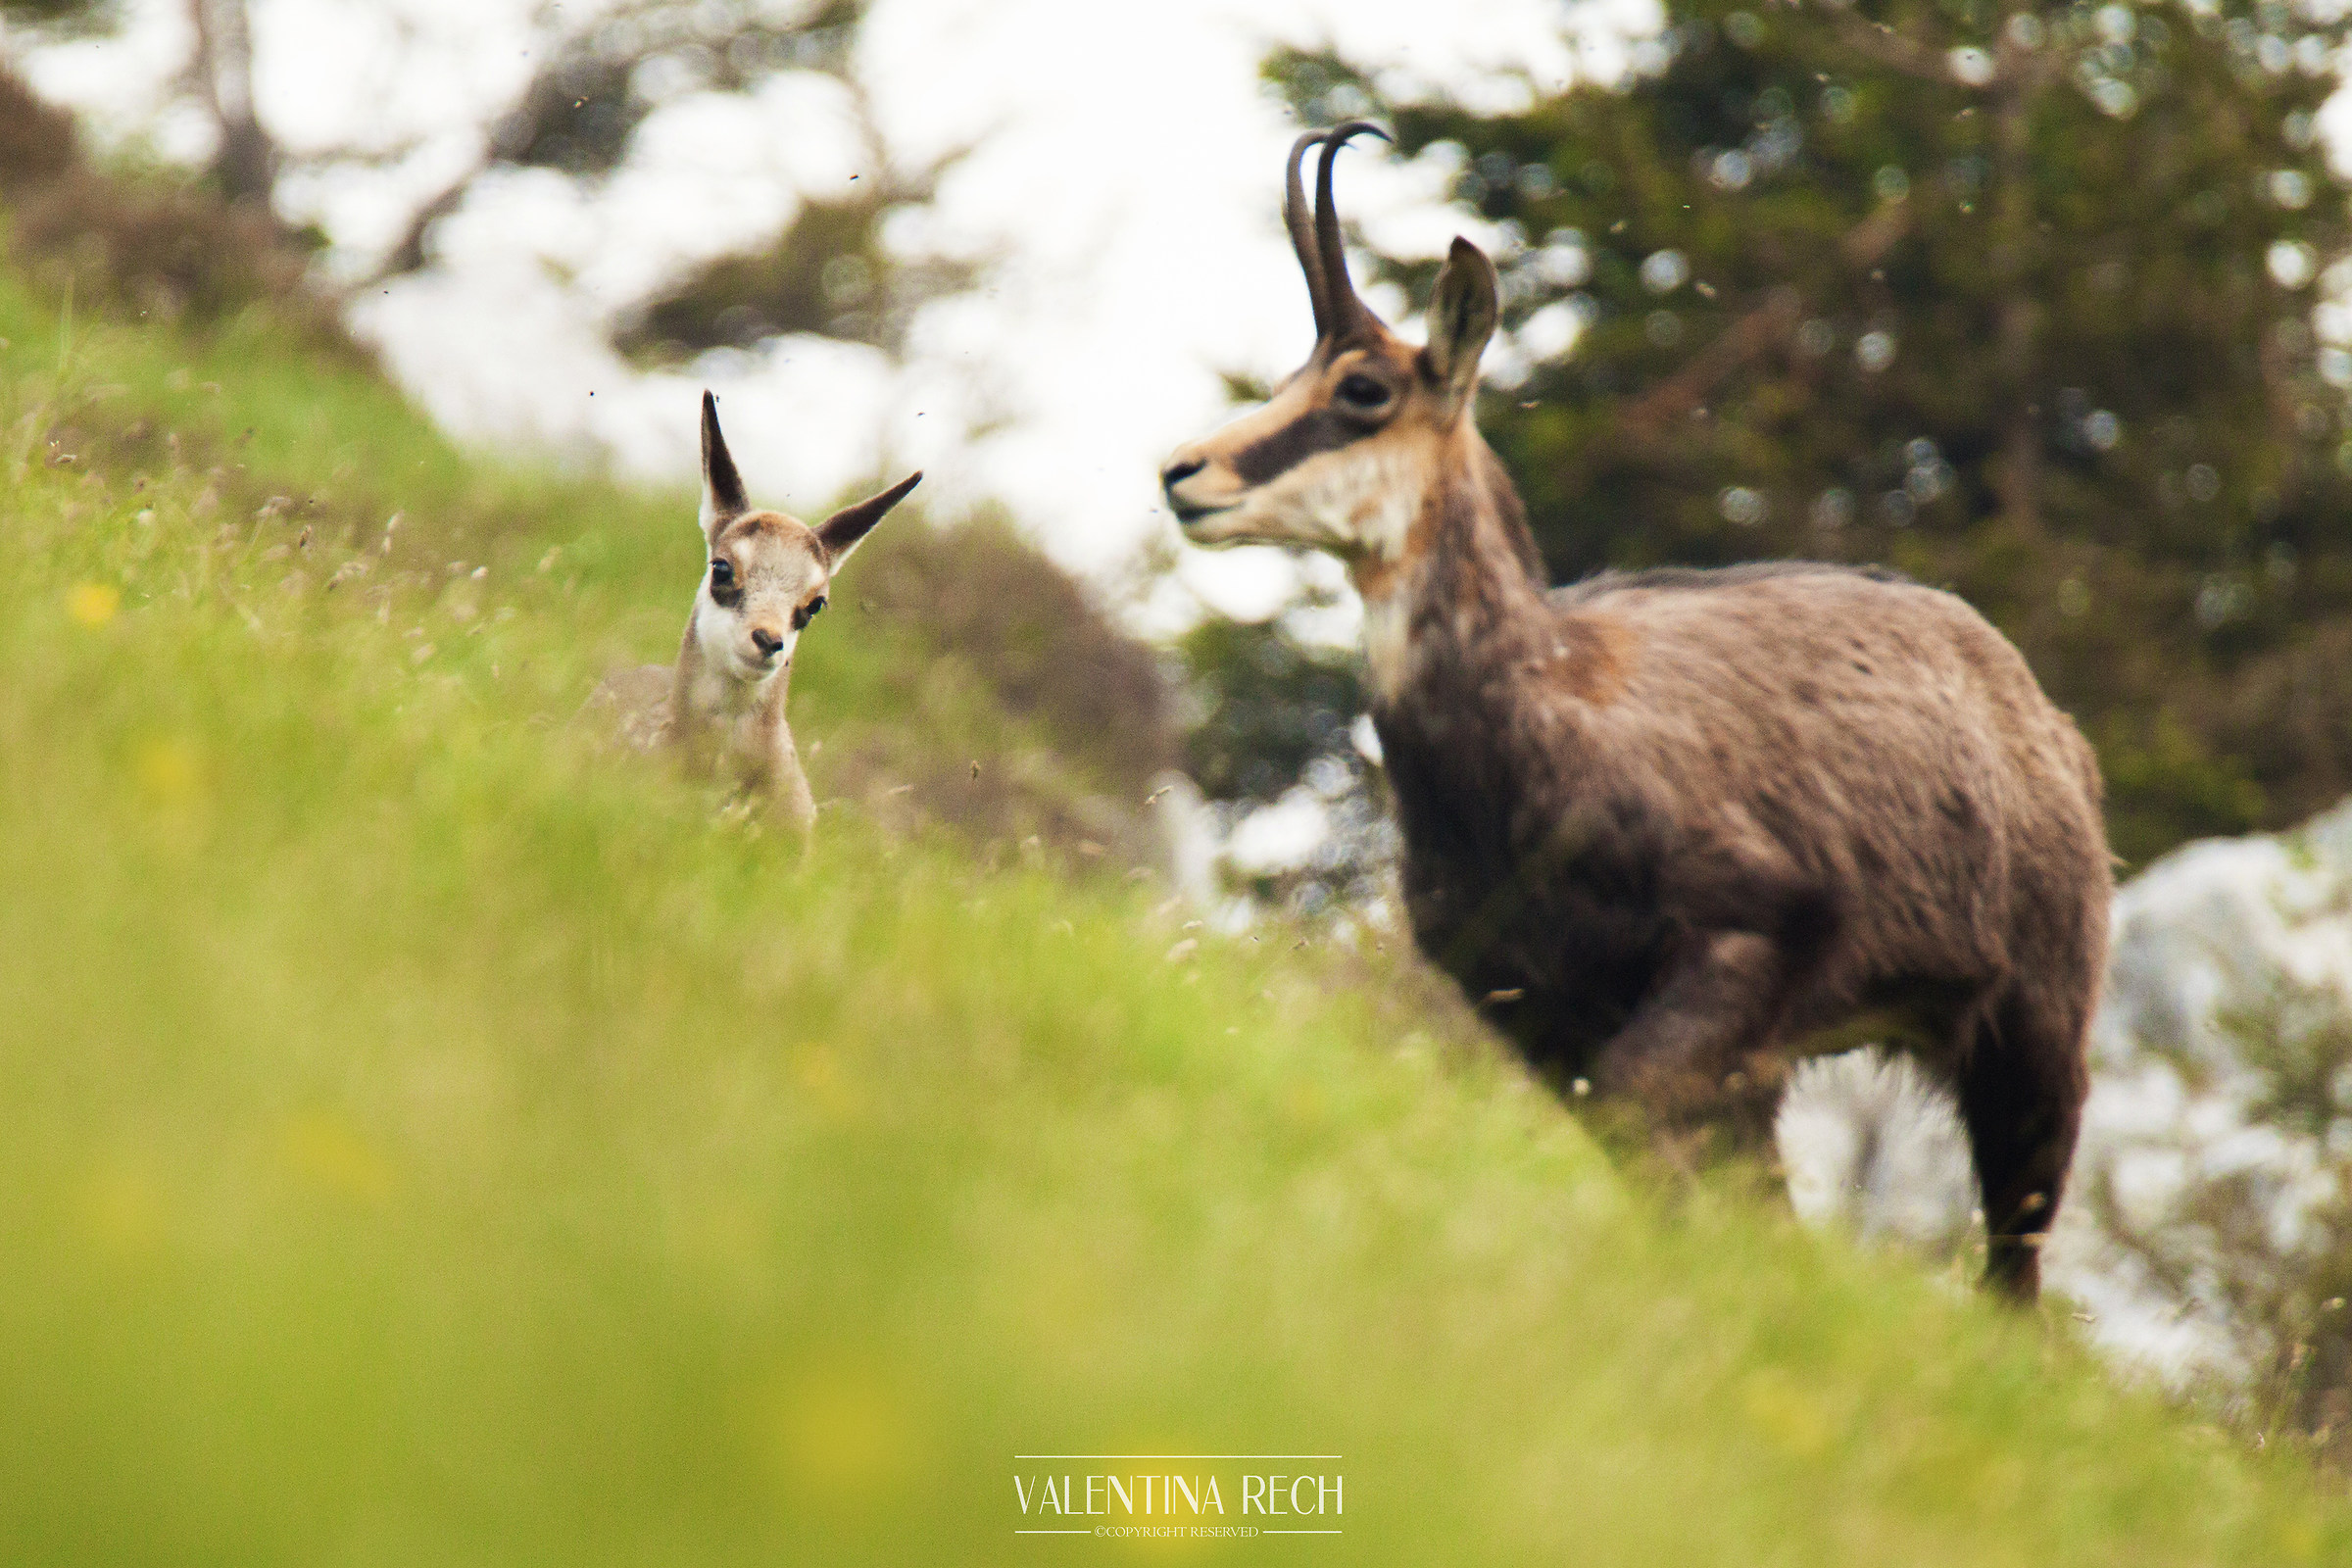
[1273,0,2352,864]
[506,0,987,365]
[0,65,350,355]
[364,0,925,307]
[2098,708,2270,865]
[1178,616,1365,805]
[1173,614,1394,918]
[0,0,115,34]
[613,187,980,360]
[849,510,1174,796]
[486,0,867,178]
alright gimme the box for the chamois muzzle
[1159,456,1221,524]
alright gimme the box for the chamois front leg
[1590,930,1792,1145]
[761,719,817,841]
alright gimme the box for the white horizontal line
[1012,1529,1096,1534]
[1011,1455,1341,1460]
[1260,1531,1343,1535]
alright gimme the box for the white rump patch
[1776,1047,1979,1258]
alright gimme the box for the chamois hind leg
[1590,930,1790,1143]
[1955,985,2090,1302]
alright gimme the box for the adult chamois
[1160,125,2110,1300]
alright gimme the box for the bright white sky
[10,0,1663,624]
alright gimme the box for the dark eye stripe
[1230,408,1371,486]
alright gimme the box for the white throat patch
[1259,442,1434,706]
[1262,440,1429,559]
[1359,590,1415,705]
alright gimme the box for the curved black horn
[1314,121,1392,338]
[1285,130,1332,337]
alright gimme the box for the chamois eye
[1336,373,1392,412]
[793,594,827,631]
[709,559,734,589]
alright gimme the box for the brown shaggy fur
[1381,445,2109,1299]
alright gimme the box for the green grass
[0,272,2345,1566]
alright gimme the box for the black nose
[1161,458,1206,493]
[750,627,783,658]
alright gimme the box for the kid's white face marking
[693,595,802,691]
[692,515,831,695]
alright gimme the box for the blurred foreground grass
[0,274,2345,1565]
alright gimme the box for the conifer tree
[1276,0,2352,862]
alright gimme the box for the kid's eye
[710,559,735,588]
[1337,373,1391,411]
[793,594,827,630]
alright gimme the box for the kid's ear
[814,471,921,572]
[1418,237,1499,416]
[699,390,749,546]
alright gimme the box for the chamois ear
[1420,236,1499,416]
[814,471,921,572]
[699,390,749,546]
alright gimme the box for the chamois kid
[590,392,919,834]
[1160,126,2110,1300]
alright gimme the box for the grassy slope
[0,273,2342,1567]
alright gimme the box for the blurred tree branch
[361,0,875,284]
[185,0,274,206]
[3,0,985,366]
